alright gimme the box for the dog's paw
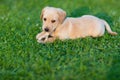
[36,32,50,43]
[36,34,47,43]
[37,37,47,43]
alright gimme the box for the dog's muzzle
[44,28,49,32]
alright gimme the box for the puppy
[36,7,117,43]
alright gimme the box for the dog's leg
[36,32,49,43]
[44,35,56,43]
[36,32,46,40]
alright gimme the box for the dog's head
[40,7,66,33]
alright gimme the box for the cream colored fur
[36,7,117,43]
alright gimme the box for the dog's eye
[51,20,56,23]
[44,18,47,21]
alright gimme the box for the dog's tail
[101,20,117,35]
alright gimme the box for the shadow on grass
[69,6,113,26]
[69,6,92,17]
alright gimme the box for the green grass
[0,0,120,80]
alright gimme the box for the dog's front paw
[36,32,49,43]
[36,32,56,43]
[36,33,41,40]
[36,35,55,43]
[37,37,47,43]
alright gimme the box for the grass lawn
[0,0,120,80]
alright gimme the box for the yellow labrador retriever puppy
[36,7,117,43]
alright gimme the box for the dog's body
[52,15,117,40]
[36,7,117,43]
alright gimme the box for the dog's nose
[44,28,49,32]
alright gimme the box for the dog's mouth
[49,27,57,34]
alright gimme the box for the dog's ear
[40,9,44,20]
[40,7,49,20]
[57,8,66,23]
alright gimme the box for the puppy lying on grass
[36,7,117,43]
